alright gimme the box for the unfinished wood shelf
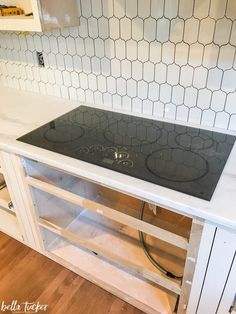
[38,207,186,294]
[23,157,203,314]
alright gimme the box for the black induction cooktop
[17,106,236,201]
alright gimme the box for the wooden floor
[0,232,143,314]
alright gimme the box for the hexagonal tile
[107,76,116,94]
[142,99,153,115]
[122,95,132,111]
[115,39,126,60]
[81,55,91,73]
[160,83,171,103]
[156,18,170,43]
[66,37,76,56]
[91,0,102,18]
[198,18,215,45]
[179,0,194,19]
[132,97,142,113]
[143,61,155,82]
[121,59,132,79]
[151,0,164,19]
[162,42,175,64]
[148,82,159,101]
[175,43,189,66]
[155,63,167,84]
[209,0,227,19]
[75,37,85,56]
[144,18,156,42]
[153,100,165,117]
[73,55,82,71]
[132,60,143,80]
[176,105,189,121]
[172,85,184,105]
[218,45,235,70]
[194,0,210,19]
[111,58,121,78]
[164,103,176,119]
[126,39,138,61]
[91,56,101,75]
[179,65,194,87]
[126,0,138,18]
[203,44,219,69]
[184,87,198,107]
[87,73,97,91]
[71,72,80,88]
[226,0,236,20]
[188,107,202,124]
[132,17,144,41]
[149,42,162,64]
[164,0,178,19]
[101,57,111,77]
[127,79,137,97]
[138,1,150,18]
[207,68,223,91]
[222,69,236,92]
[84,38,95,57]
[120,17,132,40]
[211,90,226,112]
[201,109,215,127]
[193,66,208,89]
[197,89,212,110]
[214,18,232,45]
[170,18,184,43]
[109,17,120,40]
[188,43,204,67]
[167,64,180,86]
[225,92,236,114]
[214,111,230,129]
[229,115,236,131]
[137,81,148,99]
[88,17,98,39]
[98,17,109,39]
[104,38,115,59]
[116,77,127,96]
[94,38,105,58]
[114,0,126,18]
[97,75,107,93]
[184,18,199,44]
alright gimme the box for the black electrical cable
[139,201,183,280]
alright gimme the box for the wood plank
[27,176,189,251]
[47,240,175,314]
[177,219,204,314]
[39,217,181,295]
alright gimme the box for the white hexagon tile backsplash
[0,0,236,130]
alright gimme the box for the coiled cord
[139,201,183,280]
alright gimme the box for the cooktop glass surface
[18,106,236,200]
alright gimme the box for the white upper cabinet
[0,0,79,32]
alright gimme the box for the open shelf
[38,205,186,294]
[43,228,178,314]
[23,158,203,313]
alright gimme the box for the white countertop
[1,87,236,232]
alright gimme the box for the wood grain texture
[0,232,143,314]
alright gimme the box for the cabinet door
[216,255,236,314]
[196,227,236,314]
